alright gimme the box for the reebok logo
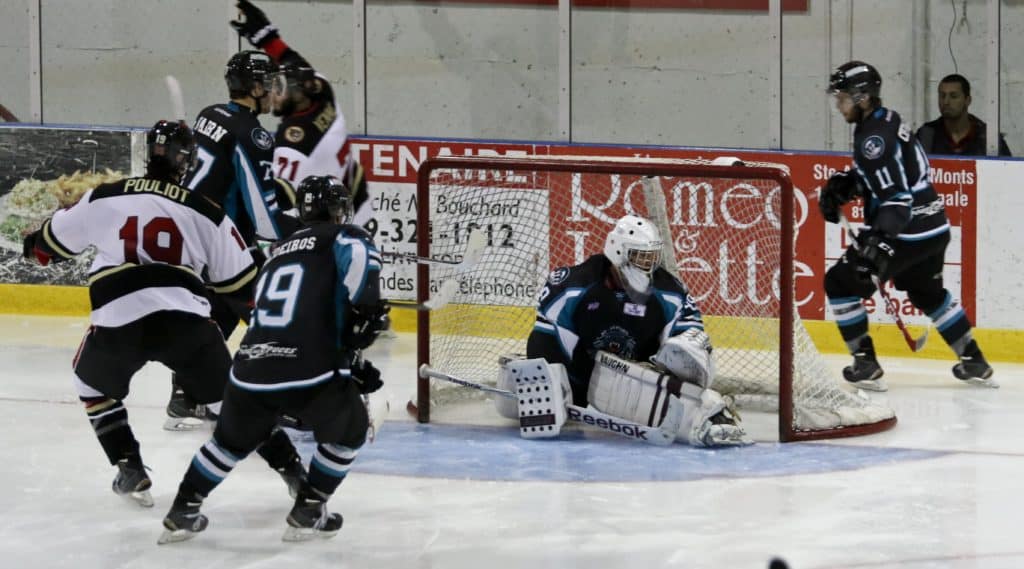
[567,407,648,440]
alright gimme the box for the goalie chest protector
[536,255,702,380]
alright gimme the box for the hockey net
[413,155,895,442]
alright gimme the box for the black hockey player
[515,215,748,447]
[230,0,372,225]
[21,120,304,507]
[159,175,389,544]
[821,61,994,390]
[164,49,304,426]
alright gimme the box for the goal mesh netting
[413,155,895,441]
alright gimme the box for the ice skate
[842,339,887,392]
[112,458,153,508]
[164,383,210,431]
[157,494,208,545]
[282,488,343,542]
[953,354,998,388]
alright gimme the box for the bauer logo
[862,135,885,160]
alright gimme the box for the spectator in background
[0,104,18,122]
[916,74,1011,157]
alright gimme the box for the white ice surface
[0,314,1021,569]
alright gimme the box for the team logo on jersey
[251,127,274,150]
[862,135,885,160]
[623,302,646,317]
[548,267,570,285]
[591,326,637,361]
[284,126,305,143]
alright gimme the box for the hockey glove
[346,303,390,350]
[230,0,280,48]
[856,232,896,282]
[21,231,37,259]
[21,230,52,266]
[351,359,383,394]
[819,171,860,224]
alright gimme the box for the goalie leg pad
[496,355,568,439]
[588,351,683,428]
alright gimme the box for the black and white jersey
[273,82,351,185]
[230,222,382,391]
[527,254,705,382]
[265,50,370,224]
[852,107,949,241]
[36,177,257,327]
[183,102,283,243]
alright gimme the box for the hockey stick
[418,365,676,446]
[838,213,929,352]
[164,75,187,122]
[387,228,486,312]
[382,227,488,270]
[388,279,458,312]
[641,176,680,275]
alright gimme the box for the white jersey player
[498,215,750,447]
[22,119,306,507]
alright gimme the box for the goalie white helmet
[603,215,663,296]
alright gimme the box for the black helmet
[270,60,319,97]
[225,50,274,97]
[146,119,194,182]
[296,175,353,225]
[828,61,882,101]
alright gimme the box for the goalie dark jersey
[231,222,382,390]
[526,254,705,403]
[852,107,949,241]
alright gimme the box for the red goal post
[413,155,896,442]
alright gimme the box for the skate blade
[282,526,340,542]
[851,378,888,392]
[964,376,999,389]
[163,416,205,431]
[157,528,199,545]
[118,489,154,508]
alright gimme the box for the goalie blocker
[495,351,750,447]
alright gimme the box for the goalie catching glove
[650,328,715,388]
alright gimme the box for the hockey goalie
[494,215,751,447]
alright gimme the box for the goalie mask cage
[413,155,896,442]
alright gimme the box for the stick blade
[164,75,186,122]
[912,328,929,352]
[422,279,458,310]
[459,228,487,272]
